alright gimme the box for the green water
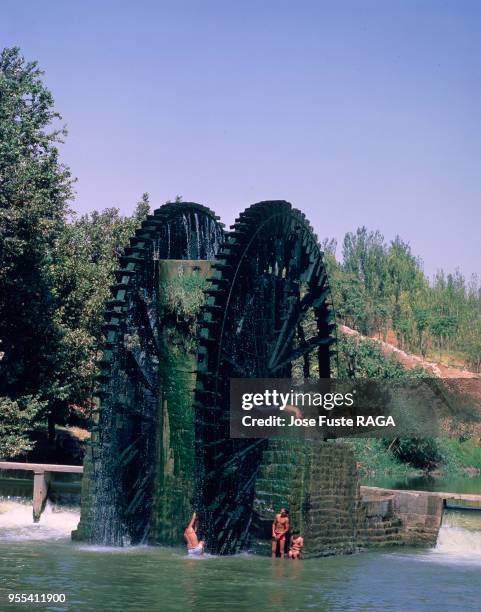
[1,503,481,611]
[365,473,481,494]
[1,539,481,611]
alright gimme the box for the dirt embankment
[341,325,481,438]
[340,325,480,379]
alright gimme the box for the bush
[389,437,443,470]
[0,396,45,459]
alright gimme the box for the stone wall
[357,491,404,548]
[251,441,359,558]
[250,453,445,555]
[359,486,443,547]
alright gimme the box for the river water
[0,501,480,611]
[365,473,481,495]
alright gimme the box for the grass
[424,347,469,370]
[339,436,481,483]
[440,437,481,471]
[338,438,421,479]
[159,269,208,320]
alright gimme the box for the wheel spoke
[268,283,329,370]
[269,334,334,373]
[125,349,157,393]
[133,291,161,358]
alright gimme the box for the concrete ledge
[360,486,444,547]
[361,485,481,504]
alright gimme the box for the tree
[50,198,151,427]
[387,236,424,347]
[54,199,150,337]
[342,227,390,336]
[336,334,411,379]
[0,396,45,458]
[389,437,444,470]
[465,334,481,373]
[133,192,150,222]
[0,47,73,445]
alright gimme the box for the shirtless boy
[288,530,304,559]
[272,507,289,558]
[184,512,204,556]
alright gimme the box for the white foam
[0,500,79,541]
[432,510,481,563]
[435,525,481,555]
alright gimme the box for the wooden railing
[0,461,83,522]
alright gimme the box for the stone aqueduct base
[359,486,444,549]
[73,440,445,555]
[250,442,359,558]
[249,444,445,556]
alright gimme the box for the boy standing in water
[272,508,289,558]
[184,512,204,556]
[288,530,304,559]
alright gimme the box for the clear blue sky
[2,1,480,279]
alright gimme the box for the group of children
[184,507,304,559]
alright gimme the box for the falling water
[90,388,128,546]
[182,214,191,258]
[87,204,224,546]
[0,500,79,541]
[434,509,481,560]
[154,208,223,260]
[194,212,200,259]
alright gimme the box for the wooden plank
[0,461,83,474]
[32,471,50,522]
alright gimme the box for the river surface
[1,501,481,611]
[365,473,481,494]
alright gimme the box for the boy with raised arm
[184,512,204,556]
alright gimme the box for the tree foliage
[0,47,150,454]
[325,228,481,372]
[50,197,151,423]
[0,396,45,458]
[0,47,74,450]
[389,437,443,470]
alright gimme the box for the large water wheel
[90,202,224,545]
[194,201,335,554]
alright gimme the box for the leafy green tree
[134,192,150,222]
[51,197,151,426]
[463,325,481,373]
[389,438,444,470]
[342,227,390,336]
[329,225,480,372]
[335,273,370,333]
[413,307,431,357]
[0,47,73,444]
[0,396,45,458]
[0,47,150,450]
